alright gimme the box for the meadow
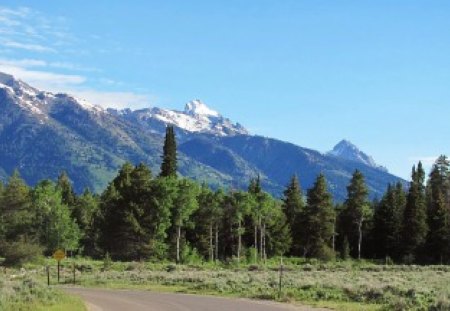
[0,271,85,311]
[17,258,450,311]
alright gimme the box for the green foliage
[402,162,428,262]
[425,156,450,264]
[340,170,371,259]
[159,125,177,178]
[373,182,406,261]
[301,174,335,259]
[0,170,32,240]
[32,180,80,253]
[282,174,304,256]
[0,238,43,266]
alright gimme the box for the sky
[0,1,449,179]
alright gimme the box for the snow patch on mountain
[112,100,248,137]
[0,71,104,116]
[184,99,220,117]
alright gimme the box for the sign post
[53,249,65,283]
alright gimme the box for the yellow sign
[53,249,65,261]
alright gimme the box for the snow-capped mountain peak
[110,99,248,137]
[184,99,220,117]
[328,139,387,171]
[0,71,104,116]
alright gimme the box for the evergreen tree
[426,156,450,263]
[401,162,428,263]
[372,183,406,260]
[0,170,32,240]
[57,171,77,208]
[264,198,292,257]
[341,170,371,259]
[75,189,100,256]
[248,175,262,194]
[282,174,304,255]
[146,177,178,259]
[159,125,177,178]
[99,163,154,260]
[301,174,335,259]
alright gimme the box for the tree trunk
[237,221,241,264]
[254,224,258,263]
[215,223,219,262]
[358,218,363,260]
[332,218,336,252]
[263,222,267,263]
[259,218,263,261]
[176,225,181,264]
[209,223,213,262]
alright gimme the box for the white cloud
[70,90,153,110]
[0,6,68,53]
[0,58,46,67]
[2,40,55,52]
[0,62,153,110]
[0,63,85,89]
[0,6,155,111]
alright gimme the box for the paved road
[66,288,326,311]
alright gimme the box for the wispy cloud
[71,90,153,110]
[0,6,70,53]
[0,59,153,109]
[2,40,55,52]
[0,6,155,110]
[0,62,86,89]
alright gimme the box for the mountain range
[0,72,405,201]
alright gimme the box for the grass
[27,257,450,311]
[0,273,86,311]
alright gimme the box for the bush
[0,240,43,266]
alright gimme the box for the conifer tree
[248,175,262,194]
[0,170,32,240]
[147,177,178,259]
[99,163,153,260]
[57,171,77,208]
[402,162,428,263]
[301,174,335,259]
[75,189,100,257]
[373,183,406,260]
[159,125,177,178]
[282,174,304,255]
[341,170,371,259]
[426,156,450,263]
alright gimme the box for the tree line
[0,126,449,265]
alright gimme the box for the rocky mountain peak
[328,139,387,171]
[184,99,220,117]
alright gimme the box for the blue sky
[0,1,449,179]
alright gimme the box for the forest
[0,126,449,266]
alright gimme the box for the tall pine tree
[341,170,371,259]
[401,162,428,263]
[159,125,177,178]
[282,174,304,256]
[426,156,450,263]
[301,174,335,259]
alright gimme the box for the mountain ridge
[0,72,405,200]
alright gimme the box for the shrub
[0,240,43,266]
